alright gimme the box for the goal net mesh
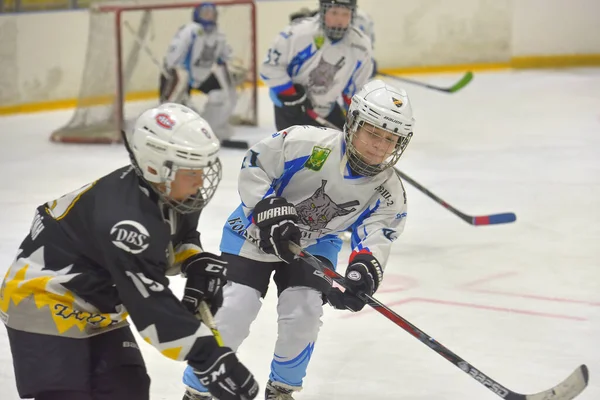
[50,0,257,144]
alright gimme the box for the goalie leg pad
[201,88,237,140]
[159,67,190,104]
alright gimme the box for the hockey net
[50,0,257,144]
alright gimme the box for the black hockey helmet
[319,0,357,40]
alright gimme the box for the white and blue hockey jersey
[163,22,232,87]
[260,17,373,118]
[220,125,407,271]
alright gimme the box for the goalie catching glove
[253,197,301,263]
[327,252,383,312]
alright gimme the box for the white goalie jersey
[164,22,232,87]
[220,126,407,269]
[260,16,373,117]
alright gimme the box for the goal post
[50,0,258,144]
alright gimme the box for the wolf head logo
[295,180,359,230]
[308,56,345,93]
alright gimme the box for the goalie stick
[288,242,589,400]
[304,110,516,226]
[378,71,474,94]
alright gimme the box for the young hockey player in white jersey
[1,103,258,400]
[160,2,243,147]
[262,0,373,131]
[181,79,414,399]
[289,6,377,77]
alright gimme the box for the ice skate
[265,380,296,400]
[183,387,212,400]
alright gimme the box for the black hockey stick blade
[395,168,516,226]
[379,71,473,93]
[289,242,589,400]
[220,139,249,150]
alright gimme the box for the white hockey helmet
[344,79,414,176]
[130,103,222,213]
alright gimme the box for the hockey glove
[277,84,312,121]
[327,253,383,312]
[181,252,227,316]
[253,197,301,263]
[193,346,259,400]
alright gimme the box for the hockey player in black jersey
[0,103,258,400]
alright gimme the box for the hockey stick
[288,242,589,400]
[395,169,517,226]
[166,240,224,346]
[304,110,516,225]
[122,21,249,150]
[198,301,224,346]
[306,109,339,130]
[378,71,474,94]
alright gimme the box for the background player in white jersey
[1,104,258,400]
[290,6,377,77]
[160,3,243,147]
[261,0,373,131]
[181,79,414,399]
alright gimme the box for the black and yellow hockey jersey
[0,165,217,364]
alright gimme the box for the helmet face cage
[158,158,223,214]
[193,3,218,33]
[320,2,356,41]
[130,103,222,214]
[345,111,413,177]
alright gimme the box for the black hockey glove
[277,84,312,121]
[181,252,227,316]
[327,253,383,312]
[193,346,259,400]
[253,197,301,263]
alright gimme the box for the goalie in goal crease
[159,2,248,148]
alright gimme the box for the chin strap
[121,130,145,178]
[161,161,178,196]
